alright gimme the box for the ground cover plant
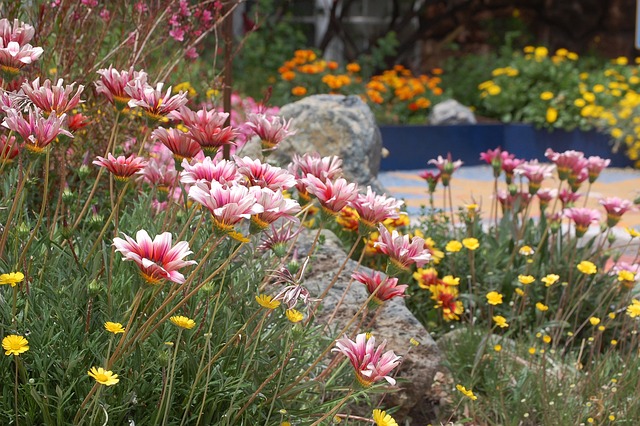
[0,5,416,426]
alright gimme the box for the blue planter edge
[379,124,632,171]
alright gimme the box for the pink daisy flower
[586,156,610,183]
[21,77,84,115]
[0,19,43,76]
[170,105,237,155]
[126,81,188,121]
[515,161,555,195]
[352,270,407,305]
[95,65,148,109]
[234,155,296,191]
[563,207,601,237]
[93,153,148,181]
[374,224,431,274]
[599,197,634,227]
[545,149,587,181]
[180,157,240,187]
[188,180,264,235]
[152,127,202,163]
[113,230,196,285]
[300,174,358,215]
[428,154,463,186]
[350,186,403,234]
[332,333,401,387]
[251,187,301,231]
[2,107,73,153]
[246,113,295,150]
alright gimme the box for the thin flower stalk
[309,390,355,426]
[0,159,33,259]
[157,328,183,426]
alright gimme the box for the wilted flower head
[152,127,202,163]
[563,207,600,237]
[352,270,407,305]
[95,65,148,108]
[126,81,188,121]
[113,230,197,284]
[170,105,237,155]
[234,155,296,191]
[246,113,296,150]
[332,333,401,386]
[374,224,431,274]
[21,77,84,115]
[93,153,147,181]
[258,223,301,257]
[2,107,73,153]
[0,133,19,163]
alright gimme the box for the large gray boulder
[298,229,449,423]
[428,99,477,125]
[271,94,386,194]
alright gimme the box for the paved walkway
[379,166,640,229]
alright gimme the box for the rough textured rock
[298,229,449,423]
[265,94,386,194]
[429,99,477,125]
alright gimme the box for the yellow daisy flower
[88,366,119,386]
[170,315,196,329]
[0,272,24,287]
[372,409,398,426]
[255,294,280,309]
[285,309,304,323]
[104,322,125,334]
[2,335,29,356]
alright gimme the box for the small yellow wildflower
[493,315,509,328]
[518,275,535,285]
[515,288,525,296]
[528,347,536,355]
[541,274,560,287]
[285,309,304,323]
[486,291,503,305]
[455,384,477,400]
[626,299,640,318]
[409,338,420,347]
[104,322,125,334]
[546,107,558,123]
[494,344,502,352]
[2,335,29,356]
[542,335,552,344]
[0,272,24,287]
[589,317,601,326]
[462,238,480,250]
[519,245,535,255]
[626,227,640,238]
[618,270,635,283]
[540,91,554,100]
[88,366,119,386]
[577,261,597,275]
[372,408,398,426]
[170,315,196,329]
[445,240,462,252]
[536,302,549,311]
[255,294,281,309]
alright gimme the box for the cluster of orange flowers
[277,50,444,123]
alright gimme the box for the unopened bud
[88,279,102,295]
[78,164,91,179]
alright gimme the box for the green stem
[159,329,182,426]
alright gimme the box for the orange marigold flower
[281,71,296,81]
[291,86,307,96]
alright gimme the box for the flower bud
[88,279,102,295]
[78,164,91,179]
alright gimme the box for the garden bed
[379,124,633,170]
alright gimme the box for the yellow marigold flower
[487,84,501,96]
[519,245,534,256]
[615,56,628,65]
[88,366,119,386]
[567,52,578,60]
[442,275,460,286]
[104,322,125,334]
[536,302,549,311]
[626,299,640,318]
[618,270,635,283]
[372,408,398,426]
[456,384,477,400]
[515,288,525,296]
[486,291,503,305]
[546,107,558,123]
[255,294,280,309]
[540,91,554,100]
[0,272,24,287]
[462,238,479,250]
[523,46,535,53]
[534,46,548,58]
[541,274,560,287]
[2,335,29,356]
[494,344,502,352]
[574,98,586,107]
[493,315,509,328]
[518,275,535,285]
[291,86,307,96]
[285,309,304,323]
[583,92,596,103]
[445,240,462,252]
[170,315,196,329]
[593,84,605,93]
[577,261,597,275]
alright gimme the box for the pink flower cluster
[0,18,43,75]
